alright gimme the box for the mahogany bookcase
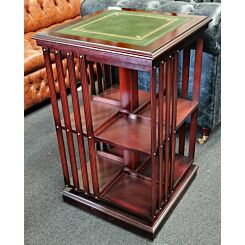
[33,8,211,239]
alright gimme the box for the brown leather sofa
[24,0,82,110]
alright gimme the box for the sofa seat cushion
[24,16,80,75]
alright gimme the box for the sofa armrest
[193,3,221,54]
[80,0,176,16]
[80,0,119,16]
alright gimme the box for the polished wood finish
[192,38,204,102]
[189,38,204,160]
[67,52,90,193]
[95,113,153,154]
[150,67,157,216]
[43,48,70,186]
[70,153,123,194]
[164,58,171,199]
[170,52,178,192]
[158,62,164,208]
[35,8,210,239]
[102,172,152,220]
[63,164,198,240]
[137,97,198,128]
[55,50,79,189]
[95,85,150,107]
[87,62,96,95]
[34,8,210,57]
[119,68,139,111]
[79,55,100,198]
[119,67,140,169]
[140,154,193,187]
[61,100,119,134]
[179,46,191,155]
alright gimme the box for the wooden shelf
[70,152,123,194]
[61,100,120,134]
[95,113,155,155]
[139,154,192,186]
[61,86,150,134]
[62,97,197,156]
[137,97,198,128]
[101,172,153,220]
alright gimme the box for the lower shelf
[63,164,199,240]
[140,154,193,187]
[70,153,123,194]
[70,150,193,221]
[101,172,153,220]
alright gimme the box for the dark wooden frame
[34,8,211,240]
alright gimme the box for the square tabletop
[57,10,189,47]
[34,8,211,60]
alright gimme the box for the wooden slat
[164,58,171,200]
[103,64,110,90]
[158,61,164,208]
[170,52,178,192]
[109,65,115,85]
[179,46,191,155]
[79,54,100,198]
[181,47,191,99]
[54,50,79,189]
[95,63,103,93]
[43,48,70,186]
[192,38,204,102]
[88,62,96,95]
[151,66,157,216]
[66,52,90,194]
[189,38,204,159]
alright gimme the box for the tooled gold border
[72,11,178,41]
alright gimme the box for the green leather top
[57,10,190,46]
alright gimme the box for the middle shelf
[61,86,198,155]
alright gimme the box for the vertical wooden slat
[164,57,171,200]
[158,61,164,208]
[181,47,191,98]
[151,66,157,216]
[88,62,96,95]
[54,50,79,189]
[66,52,90,194]
[95,63,103,94]
[110,65,115,85]
[188,109,198,159]
[189,38,204,159]
[192,38,204,102]
[163,62,167,94]
[79,54,100,198]
[103,64,110,90]
[170,52,178,192]
[43,48,70,186]
[179,47,191,155]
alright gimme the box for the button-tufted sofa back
[24,0,81,33]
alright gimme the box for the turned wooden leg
[198,127,211,144]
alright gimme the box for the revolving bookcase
[33,8,211,239]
